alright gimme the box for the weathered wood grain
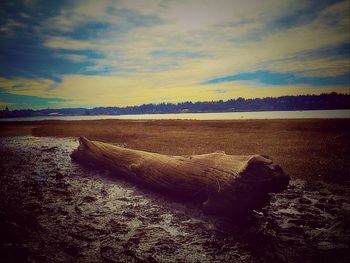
[71,136,289,217]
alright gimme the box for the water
[1,109,349,121]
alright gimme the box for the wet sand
[1,136,349,262]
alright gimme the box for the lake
[1,109,349,121]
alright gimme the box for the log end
[202,155,289,217]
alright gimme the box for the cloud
[0,87,68,110]
[215,89,229,94]
[43,36,96,50]
[40,0,349,77]
[0,18,27,34]
[42,0,112,32]
[19,12,31,19]
[0,77,55,97]
[1,0,349,109]
[60,54,89,63]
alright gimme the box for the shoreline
[1,108,349,122]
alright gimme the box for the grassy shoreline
[1,119,349,184]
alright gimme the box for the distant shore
[0,109,349,122]
[1,118,349,185]
[1,93,349,119]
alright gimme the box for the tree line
[1,92,349,118]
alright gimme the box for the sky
[0,0,349,109]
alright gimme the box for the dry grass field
[1,119,349,184]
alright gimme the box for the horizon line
[2,92,349,111]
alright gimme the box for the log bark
[71,137,289,217]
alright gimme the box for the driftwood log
[71,137,289,217]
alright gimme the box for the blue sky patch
[203,70,350,86]
[293,43,350,60]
